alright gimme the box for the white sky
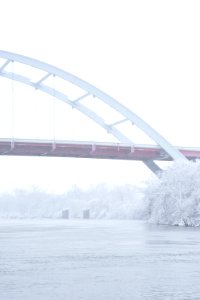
[0,0,200,193]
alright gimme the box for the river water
[0,219,200,300]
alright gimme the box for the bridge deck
[0,139,199,161]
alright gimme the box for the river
[0,219,200,299]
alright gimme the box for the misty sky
[0,0,200,192]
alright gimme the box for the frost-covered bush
[145,160,200,226]
[85,184,145,219]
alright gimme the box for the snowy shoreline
[2,161,200,227]
[0,184,146,220]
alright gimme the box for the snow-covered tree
[145,160,200,226]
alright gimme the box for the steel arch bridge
[0,50,187,173]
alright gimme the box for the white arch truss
[0,50,187,173]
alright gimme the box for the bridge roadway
[0,138,200,161]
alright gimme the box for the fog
[0,184,146,220]
[2,160,200,227]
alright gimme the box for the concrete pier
[62,209,69,219]
[83,209,90,219]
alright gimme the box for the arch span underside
[0,50,187,173]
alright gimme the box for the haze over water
[1,219,200,300]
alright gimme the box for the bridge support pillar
[143,159,162,174]
[62,209,69,219]
[83,209,90,219]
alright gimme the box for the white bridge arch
[0,50,187,173]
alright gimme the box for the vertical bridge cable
[11,61,14,150]
[52,74,56,151]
